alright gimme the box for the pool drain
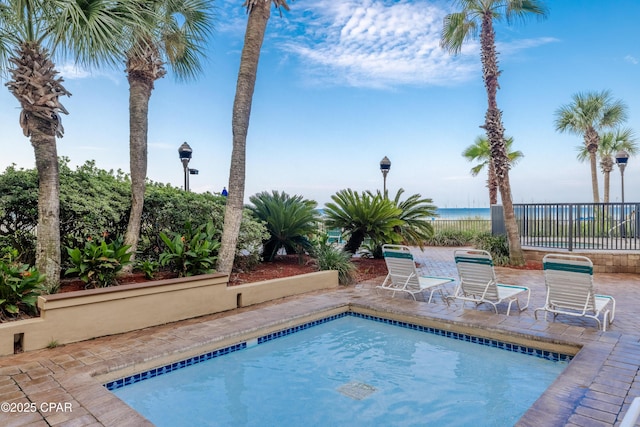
[337,381,377,400]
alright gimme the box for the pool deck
[1,246,639,426]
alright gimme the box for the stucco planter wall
[0,270,338,356]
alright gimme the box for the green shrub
[134,259,159,279]
[314,237,355,285]
[0,251,46,317]
[66,236,133,288]
[358,240,384,259]
[159,222,219,277]
[425,230,476,246]
[473,232,510,265]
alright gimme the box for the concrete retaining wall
[523,248,640,273]
[0,271,338,356]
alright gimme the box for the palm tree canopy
[324,189,403,254]
[555,90,628,137]
[576,127,638,163]
[440,0,549,54]
[0,0,148,71]
[249,190,319,261]
[388,188,437,247]
[127,0,214,82]
[462,135,523,176]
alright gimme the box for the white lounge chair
[452,249,530,315]
[534,253,615,331]
[376,244,454,302]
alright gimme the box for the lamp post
[615,150,629,237]
[178,142,193,191]
[380,156,391,197]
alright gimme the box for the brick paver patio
[0,247,639,426]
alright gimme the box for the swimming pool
[108,312,569,426]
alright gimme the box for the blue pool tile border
[104,311,572,391]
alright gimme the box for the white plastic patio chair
[534,253,615,331]
[376,244,454,303]
[451,249,530,315]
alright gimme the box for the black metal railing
[510,203,640,251]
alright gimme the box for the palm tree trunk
[480,12,523,265]
[31,120,61,291]
[123,76,154,270]
[603,171,610,204]
[589,151,600,203]
[488,160,498,205]
[217,0,271,274]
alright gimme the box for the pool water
[112,315,568,426]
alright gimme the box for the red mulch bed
[228,255,388,285]
[57,256,389,293]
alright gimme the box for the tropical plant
[425,230,476,247]
[123,0,214,269]
[249,191,320,261]
[217,0,291,274]
[66,236,133,288]
[324,189,403,254]
[134,259,159,280]
[576,128,637,203]
[313,236,355,285]
[0,0,147,291]
[555,90,628,203]
[159,222,219,277]
[440,0,548,265]
[0,251,46,317]
[473,233,509,266]
[462,136,524,205]
[390,189,438,247]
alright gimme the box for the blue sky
[1,0,640,208]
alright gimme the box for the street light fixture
[615,150,629,237]
[380,156,391,196]
[178,142,193,191]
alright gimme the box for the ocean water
[435,208,490,219]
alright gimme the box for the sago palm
[576,128,637,203]
[249,191,319,261]
[440,0,548,265]
[217,0,290,273]
[123,0,214,269]
[555,90,628,203]
[324,189,403,254]
[462,135,524,205]
[0,0,146,290]
[370,188,438,248]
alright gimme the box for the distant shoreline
[435,208,490,220]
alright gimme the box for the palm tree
[387,188,438,248]
[576,128,637,203]
[248,191,319,261]
[323,189,403,254]
[1,0,145,290]
[123,0,213,270]
[462,135,524,205]
[217,0,290,273]
[554,90,628,203]
[441,0,547,265]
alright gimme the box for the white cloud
[263,0,555,89]
[277,0,477,88]
[56,63,121,84]
[57,63,92,79]
[624,54,638,65]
